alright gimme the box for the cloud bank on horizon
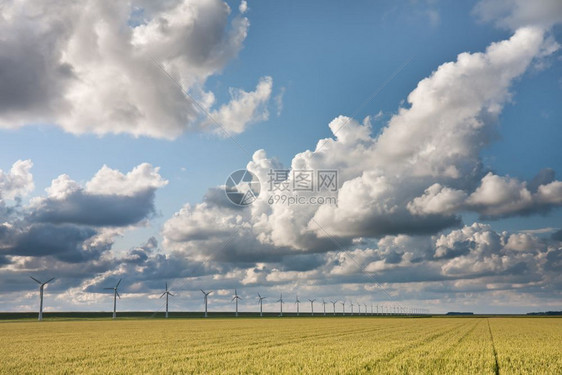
[0,0,561,313]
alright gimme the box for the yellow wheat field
[0,317,560,374]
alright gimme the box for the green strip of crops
[0,317,560,374]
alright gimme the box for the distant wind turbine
[341,301,345,316]
[160,283,174,318]
[104,279,122,319]
[330,300,337,316]
[232,289,242,317]
[258,293,266,317]
[350,302,354,316]
[277,293,284,316]
[358,302,361,315]
[201,289,212,318]
[322,299,327,316]
[30,277,54,321]
[364,304,368,316]
[295,295,301,316]
[308,299,316,316]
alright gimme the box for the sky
[0,0,561,314]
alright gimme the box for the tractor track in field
[355,320,475,373]
[175,323,403,360]
[433,319,481,361]
[487,318,500,375]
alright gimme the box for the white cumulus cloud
[0,0,271,139]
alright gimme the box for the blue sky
[0,0,561,314]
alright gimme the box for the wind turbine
[160,282,174,318]
[308,299,316,316]
[341,301,345,316]
[350,302,354,316]
[358,302,361,315]
[30,277,54,321]
[201,289,212,318]
[322,299,327,316]
[330,300,337,315]
[364,304,368,316]
[295,295,301,316]
[104,279,122,319]
[277,293,284,316]
[258,293,266,317]
[232,289,242,317]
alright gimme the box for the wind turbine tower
[160,282,174,318]
[308,299,316,316]
[258,293,266,317]
[201,289,212,318]
[232,289,242,317]
[277,293,284,316]
[30,277,54,321]
[341,301,345,316]
[322,299,327,316]
[331,300,337,315]
[350,302,354,316]
[104,279,122,319]
[295,295,301,316]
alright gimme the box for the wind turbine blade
[115,279,122,288]
[30,276,41,284]
[257,293,261,298]
[169,292,174,297]
[116,291,121,299]
[160,292,166,298]
[103,287,113,290]
[231,297,235,302]
[45,277,55,284]
[165,282,168,291]
[200,289,205,294]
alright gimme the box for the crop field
[1,317,560,374]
